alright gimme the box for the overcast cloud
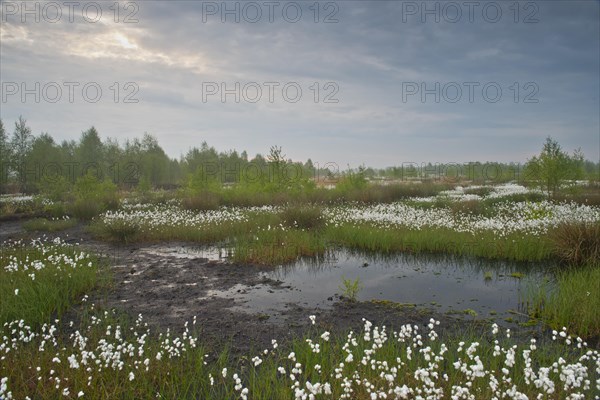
[1,0,598,167]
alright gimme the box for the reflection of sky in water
[144,245,233,261]
[207,250,555,322]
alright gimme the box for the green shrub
[136,175,152,195]
[70,200,103,220]
[37,174,72,202]
[69,172,119,219]
[335,168,368,193]
[44,201,69,218]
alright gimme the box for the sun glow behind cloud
[114,32,138,49]
[1,19,212,74]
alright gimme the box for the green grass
[3,197,600,397]
[1,307,598,399]
[0,196,45,218]
[278,204,325,230]
[0,242,106,327]
[91,205,560,266]
[22,217,78,232]
[232,227,327,265]
[90,217,141,243]
[90,211,280,245]
[527,264,600,338]
[324,224,553,262]
[176,183,455,211]
[549,222,600,266]
[92,208,559,265]
[69,199,104,220]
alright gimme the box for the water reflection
[216,249,556,323]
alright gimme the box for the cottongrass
[406,183,541,203]
[326,200,600,238]
[99,197,600,241]
[94,194,600,264]
[99,202,277,233]
[0,312,598,399]
[0,238,102,326]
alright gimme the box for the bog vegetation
[1,117,599,398]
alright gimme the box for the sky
[1,0,599,168]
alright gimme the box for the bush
[37,175,72,202]
[44,202,69,218]
[69,172,119,219]
[339,276,362,301]
[335,169,368,193]
[549,222,600,265]
[279,205,325,230]
[70,199,103,220]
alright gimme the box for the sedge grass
[1,308,598,399]
[0,241,106,327]
[232,228,327,265]
[324,224,553,262]
[527,264,600,338]
[22,217,78,232]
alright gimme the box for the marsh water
[180,247,554,323]
[0,214,553,325]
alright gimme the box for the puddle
[142,245,233,261]
[209,250,554,323]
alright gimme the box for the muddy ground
[0,219,541,355]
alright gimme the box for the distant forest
[0,116,598,193]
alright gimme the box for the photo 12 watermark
[201,81,339,104]
[1,82,140,104]
[0,161,141,184]
[1,1,139,23]
[400,1,539,24]
[199,1,339,23]
[401,82,539,104]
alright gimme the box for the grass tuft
[527,265,600,338]
[279,205,325,230]
[22,217,78,232]
[0,241,106,327]
[549,222,600,265]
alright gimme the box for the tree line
[0,116,597,195]
[0,116,323,194]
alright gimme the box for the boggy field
[1,183,600,399]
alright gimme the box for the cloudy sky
[1,0,598,167]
